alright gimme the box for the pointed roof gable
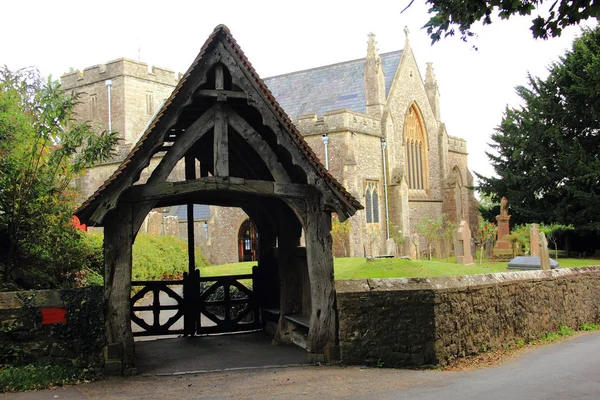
[76,25,362,225]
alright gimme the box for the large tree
[477,26,600,231]
[0,67,117,288]
[413,0,599,44]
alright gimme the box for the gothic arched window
[365,181,379,223]
[404,104,428,190]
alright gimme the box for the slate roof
[174,204,210,221]
[264,50,402,120]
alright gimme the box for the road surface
[4,331,600,399]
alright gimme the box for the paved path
[4,331,600,399]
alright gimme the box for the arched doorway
[238,219,259,262]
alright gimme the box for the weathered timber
[121,177,318,203]
[216,38,358,219]
[185,155,196,275]
[215,64,224,90]
[276,207,303,342]
[303,201,338,360]
[104,203,135,373]
[149,106,216,183]
[213,103,229,176]
[226,108,291,183]
[195,89,247,100]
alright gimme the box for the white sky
[1,0,596,182]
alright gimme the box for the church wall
[408,200,443,232]
[203,207,249,265]
[384,47,443,203]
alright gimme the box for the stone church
[62,29,477,265]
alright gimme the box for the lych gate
[75,25,361,374]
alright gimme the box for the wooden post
[276,208,303,342]
[103,202,135,375]
[185,155,196,275]
[214,103,229,176]
[303,200,338,362]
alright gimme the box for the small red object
[41,307,67,325]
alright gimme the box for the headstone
[402,236,411,258]
[539,231,551,271]
[386,238,397,257]
[163,216,179,237]
[147,211,162,236]
[493,196,512,259]
[455,220,474,265]
[507,256,559,270]
[530,224,540,257]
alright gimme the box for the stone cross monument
[493,196,513,259]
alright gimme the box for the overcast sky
[1,0,596,181]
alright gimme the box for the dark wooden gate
[130,269,261,337]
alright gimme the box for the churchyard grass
[213,257,600,280]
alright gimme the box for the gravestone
[539,231,551,271]
[507,256,559,270]
[455,220,474,265]
[147,211,162,236]
[163,216,179,237]
[530,224,540,257]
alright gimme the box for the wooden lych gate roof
[76,25,362,226]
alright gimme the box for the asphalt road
[4,331,600,399]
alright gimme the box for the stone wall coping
[0,289,64,310]
[335,266,600,293]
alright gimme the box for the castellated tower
[61,59,181,199]
[61,58,181,150]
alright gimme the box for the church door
[238,219,258,262]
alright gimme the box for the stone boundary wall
[0,287,105,369]
[336,267,600,367]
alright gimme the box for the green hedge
[82,233,209,284]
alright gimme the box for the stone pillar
[530,224,540,257]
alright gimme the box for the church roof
[264,50,402,120]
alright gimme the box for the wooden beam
[121,176,318,203]
[225,108,291,183]
[149,105,216,183]
[213,104,229,177]
[215,64,224,90]
[196,89,247,100]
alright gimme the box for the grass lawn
[209,257,600,280]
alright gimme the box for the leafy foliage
[417,0,600,44]
[331,214,351,257]
[82,232,210,285]
[477,27,600,232]
[0,67,118,288]
[0,363,100,392]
